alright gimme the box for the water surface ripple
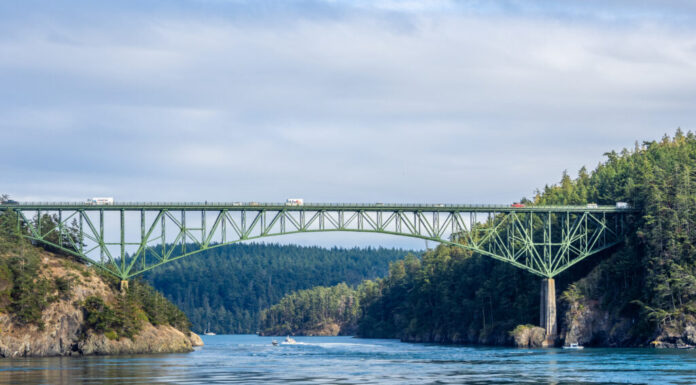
[2,335,696,384]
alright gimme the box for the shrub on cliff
[0,204,191,338]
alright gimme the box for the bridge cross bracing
[0,202,635,280]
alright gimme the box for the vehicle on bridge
[87,197,114,205]
[1,200,636,347]
[586,203,598,208]
[285,198,304,206]
[0,199,18,205]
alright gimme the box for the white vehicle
[285,198,304,206]
[87,197,114,205]
[616,202,630,209]
[586,203,598,208]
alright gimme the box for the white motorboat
[282,336,298,345]
[562,342,584,349]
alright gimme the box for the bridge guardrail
[1,201,636,211]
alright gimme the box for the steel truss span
[0,203,636,280]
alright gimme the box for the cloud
[1,1,695,249]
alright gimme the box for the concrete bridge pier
[540,278,557,347]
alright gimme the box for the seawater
[2,335,696,384]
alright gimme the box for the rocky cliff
[0,250,202,357]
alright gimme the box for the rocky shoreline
[0,252,203,358]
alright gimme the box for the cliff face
[0,252,201,358]
[559,297,634,347]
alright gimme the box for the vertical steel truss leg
[5,207,630,282]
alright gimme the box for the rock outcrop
[510,325,546,348]
[0,253,201,357]
[648,321,696,348]
[560,295,632,347]
[189,331,204,347]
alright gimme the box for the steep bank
[0,213,202,357]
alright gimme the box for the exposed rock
[510,324,546,348]
[684,325,696,346]
[649,319,696,348]
[0,253,194,357]
[79,325,192,355]
[189,332,204,347]
[559,283,633,347]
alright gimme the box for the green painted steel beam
[0,202,637,280]
[0,202,636,213]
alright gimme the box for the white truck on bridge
[87,197,114,205]
[285,198,304,206]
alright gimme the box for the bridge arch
[2,202,633,280]
[1,202,636,346]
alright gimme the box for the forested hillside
[0,209,199,356]
[259,282,362,336]
[144,244,408,334]
[260,130,696,347]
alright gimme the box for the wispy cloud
[1,2,695,245]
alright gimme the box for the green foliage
[145,244,407,334]
[82,292,149,340]
[30,214,83,259]
[259,283,361,335]
[541,130,696,341]
[81,279,192,340]
[104,330,119,340]
[54,275,75,300]
[127,279,191,333]
[0,211,191,338]
[82,296,118,333]
[356,246,543,343]
[0,210,26,253]
[4,254,56,329]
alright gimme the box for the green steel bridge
[0,201,637,343]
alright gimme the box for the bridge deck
[0,202,636,213]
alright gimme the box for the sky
[1,0,695,248]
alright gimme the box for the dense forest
[143,244,408,334]
[259,282,362,336]
[260,130,696,347]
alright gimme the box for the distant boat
[282,336,298,345]
[204,322,216,336]
[272,340,279,346]
[563,343,583,349]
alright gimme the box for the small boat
[203,322,216,336]
[283,336,298,345]
[271,340,279,346]
[563,342,584,349]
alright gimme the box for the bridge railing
[2,202,635,210]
